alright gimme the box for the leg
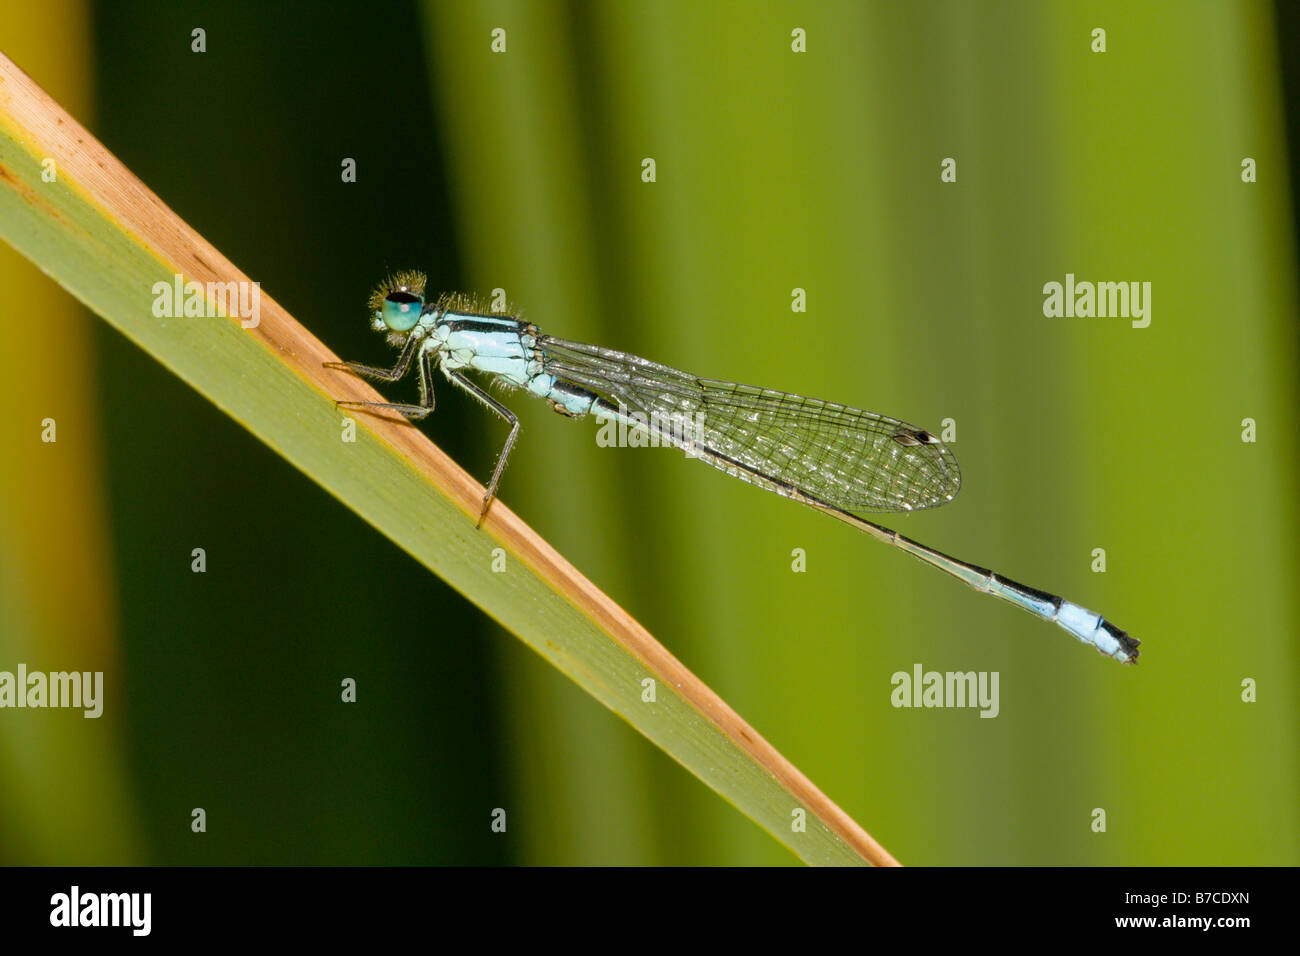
[324,333,420,383]
[336,347,437,421]
[447,370,519,527]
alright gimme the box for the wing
[538,336,960,514]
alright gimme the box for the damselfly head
[369,270,427,333]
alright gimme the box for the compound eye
[381,290,423,332]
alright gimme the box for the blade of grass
[0,51,896,866]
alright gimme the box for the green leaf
[0,51,892,866]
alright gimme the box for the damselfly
[327,272,1139,664]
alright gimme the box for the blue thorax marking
[421,309,596,416]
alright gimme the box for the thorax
[422,311,545,388]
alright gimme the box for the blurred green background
[1,0,1296,865]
